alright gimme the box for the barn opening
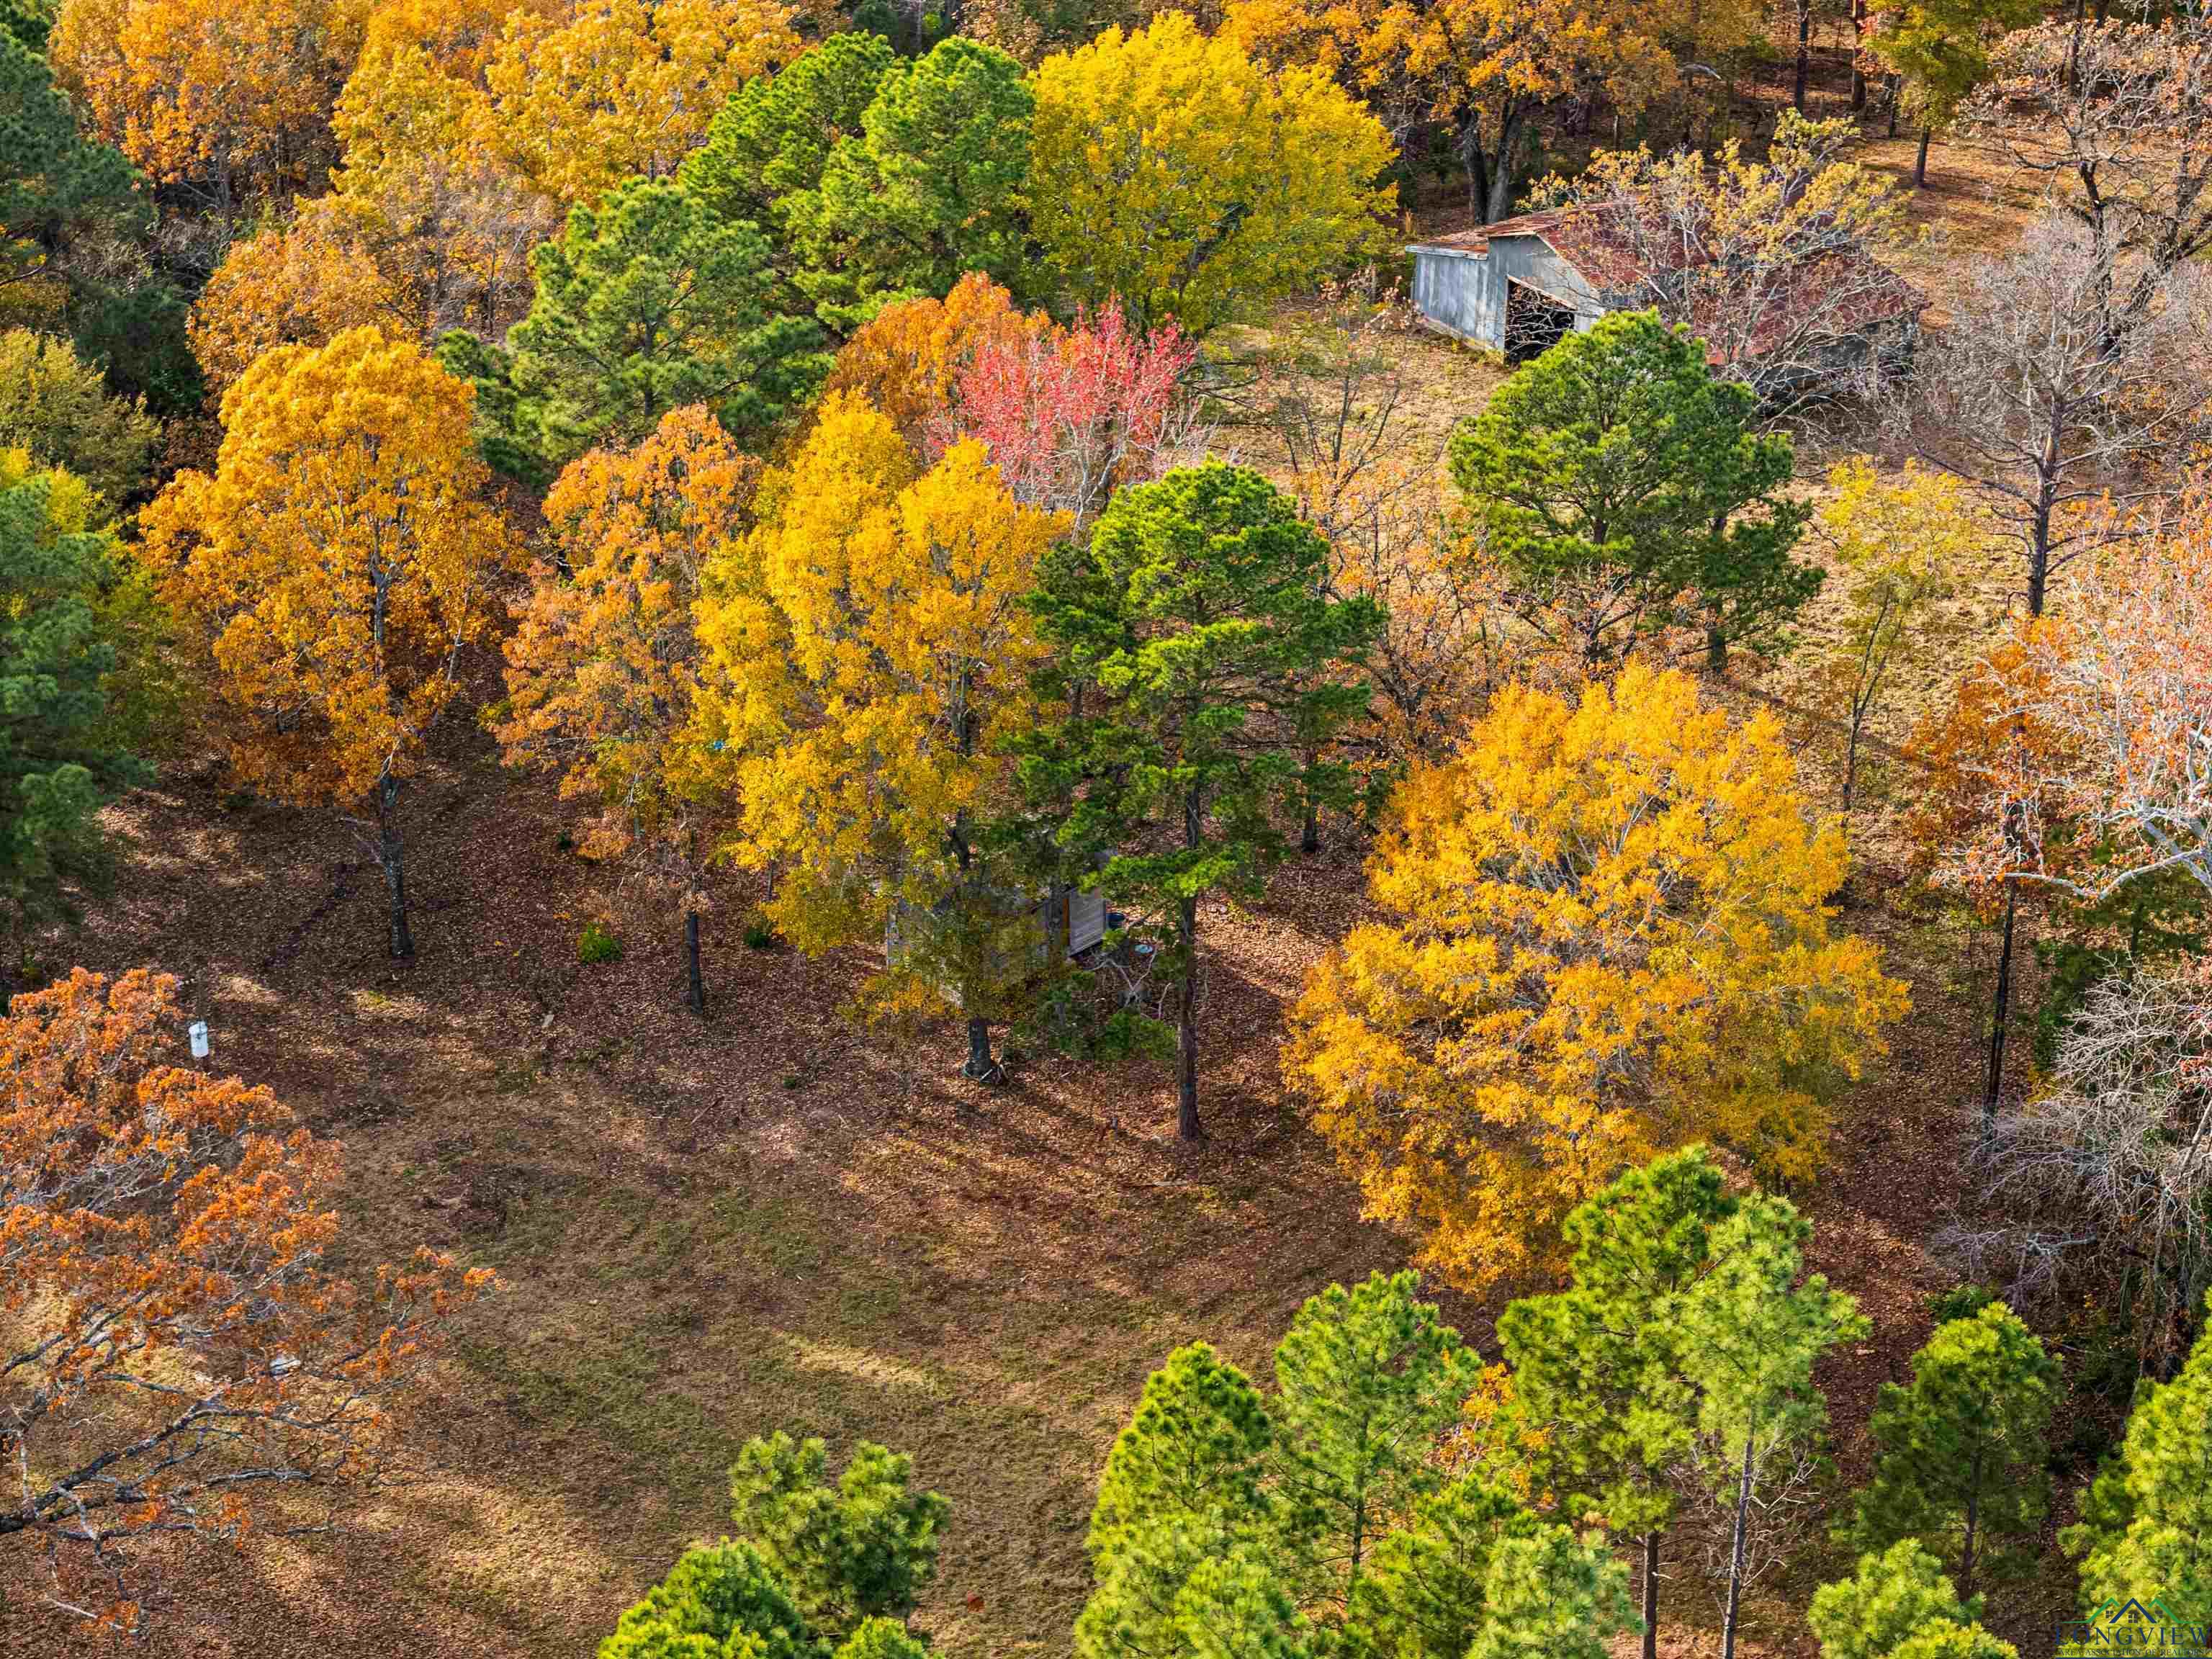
[1503,281,1576,363]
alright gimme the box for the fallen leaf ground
[4,122,2089,1659]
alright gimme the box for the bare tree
[1673,1438,1830,1641]
[1941,961,2212,1375]
[1534,112,1923,421]
[1912,221,2211,618]
[1956,499,2212,907]
[1262,282,1511,782]
[1969,9,2212,306]
[1910,223,2211,1123]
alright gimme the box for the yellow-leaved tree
[495,406,755,1014]
[1809,456,1990,811]
[326,14,559,325]
[1223,0,1674,224]
[689,390,1066,1079]
[480,0,804,205]
[1285,664,1909,1293]
[53,0,361,207]
[186,0,565,390]
[141,327,521,958]
[1028,12,1395,334]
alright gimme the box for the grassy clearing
[2,135,2087,1659]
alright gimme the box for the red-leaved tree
[939,300,1202,534]
[1,968,492,1631]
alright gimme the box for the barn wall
[1412,248,1504,346]
[1411,235,1608,349]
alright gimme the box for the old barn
[1408,202,1925,379]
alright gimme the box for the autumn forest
[1,0,2210,1653]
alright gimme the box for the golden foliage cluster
[1286,664,1910,1292]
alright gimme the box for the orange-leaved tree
[140,327,521,958]
[689,390,1067,1080]
[187,196,401,392]
[1285,664,1909,1293]
[824,271,1041,446]
[1931,500,2212,909]
[494,406,756,1015]
[1223,0,1674,224]
[0,967,491,1630]
[52,0,359,210]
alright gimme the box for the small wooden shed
[1409,212,1619,359]
[1408,202,1925,379]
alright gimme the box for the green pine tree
[833,1618,934,1659]
[1466,1525,1637,1659]
[0,21,140,287]
[1809,1539,1980,1659]
[1496,1146,1737,1659]
[598,1539,814,1659]
[1887,1624,2018,1659]
[726,1432,949,1643]
[1078,1342,1277,1659]
[1169,1546,1316,1659]
[1678,1194,1869,1659]
[1025,461,1382,1141]
[1269,1271,1475,1613]
[788,36,1034,328]
[454,176,828,474]
[682,32,898,233]
[2062,1292,2212,1620]
[1841,1302,2058,1599]
[1348,1475,1540,1659]
[1447,310,1817,671]
[0,455,142,956]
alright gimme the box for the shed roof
[1409,207,1648,292]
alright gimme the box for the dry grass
[5,655,2071,1659]
[2,142,2094,1659]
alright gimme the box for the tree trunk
[1481,110,1521,223]
[1843,711,1864,811]
[1887,77,1900,138]
[1641,1532,1663,1659]
[1177,782,1203,1141]
[1302,742,1321,854]
[1463,126,1490,223]
[685,909,706,1016]
[1721,1429,1756,1659]
[2028,471,2056,618]
[1982,884,2018,1132]
[1794,0,1812,112]
[1959,1442,1982,1601]
[1706,621,1728,675]
[374,775,414,960]
[1176,893,1200,1141]
[1851,0,1867,108]
[964,1015,999,1083]
[1914,125,1933,186]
